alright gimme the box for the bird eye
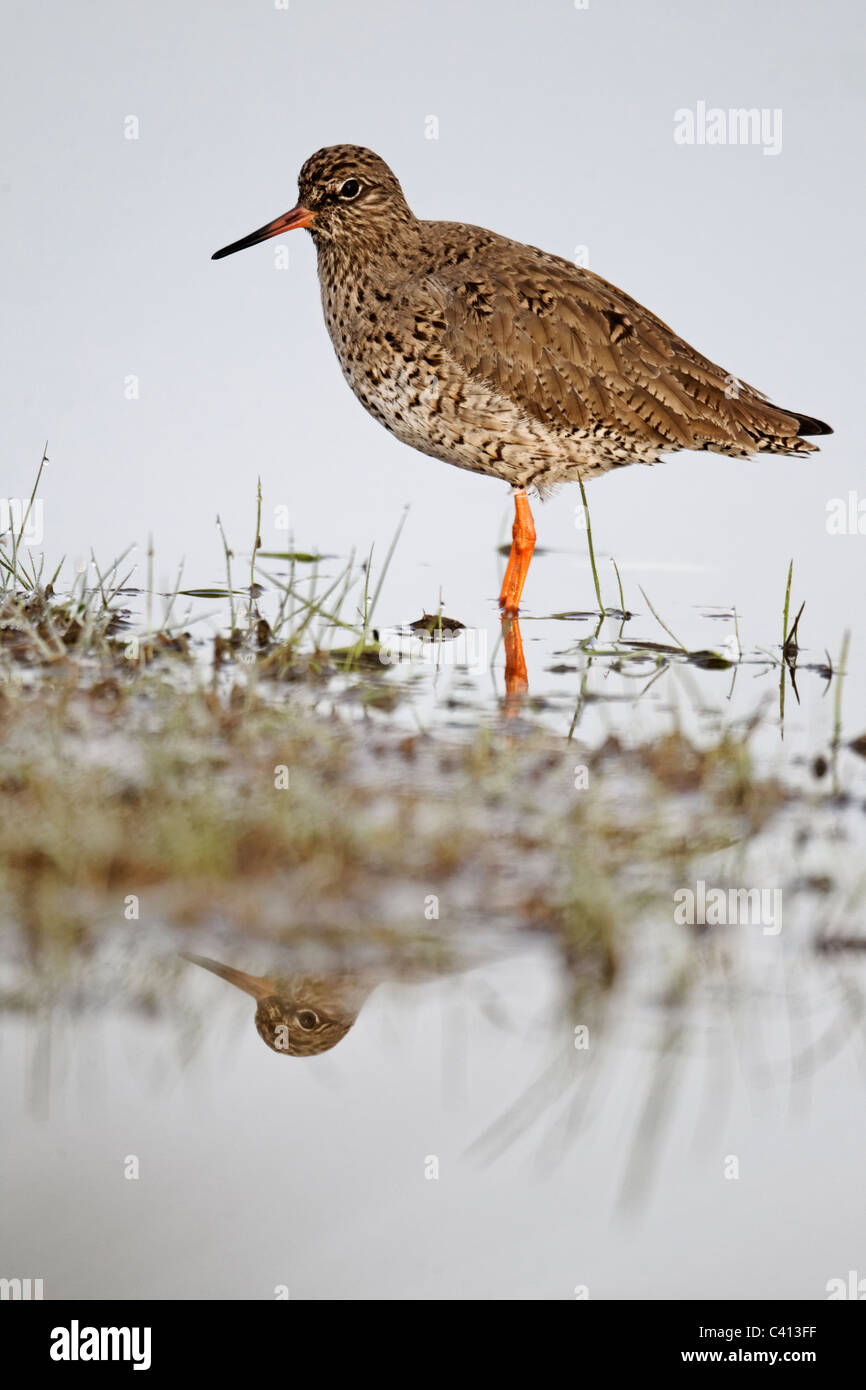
[339,178,361,200]
[297,1009,319,1030]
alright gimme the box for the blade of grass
[577,475,605,616]
[249,476,262,620]
[364,506,408,634]
[216,515,236,630]
[638,586,688,652]
[10,441,49,591]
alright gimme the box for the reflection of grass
[2,477,850,1014]
[0,615,799,974]
[1,468,858,993]
[3,467,864,1205]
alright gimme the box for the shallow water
[3,920,864,1299]
[97,540,862,771]
[3,530,865,1299]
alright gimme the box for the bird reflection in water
[181,953,373,1057]
[501,611,528,711]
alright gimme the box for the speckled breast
[314,249,654,493]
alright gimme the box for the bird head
[181,952,367,1057]
[211,145,415,261]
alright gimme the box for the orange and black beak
[211,204,316,260]
[180,952,278,1000]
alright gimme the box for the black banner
[5,1299,862,1372]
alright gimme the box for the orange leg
[501,611,528,708]
[499,489,536,613]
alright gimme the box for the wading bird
[213,146,831,692]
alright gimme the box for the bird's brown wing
[430,233,815,456]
